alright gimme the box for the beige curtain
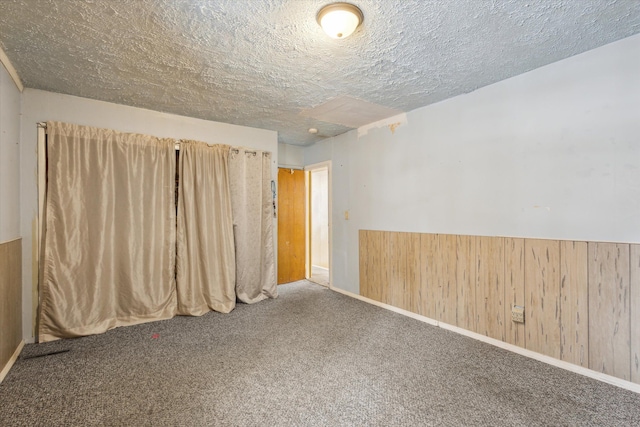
[39,122,176,342]
[228,148,277,303]
[176,141,236,315]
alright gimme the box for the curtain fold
[176,141,236,315]
[228,148,277,303]
[39,122,176,342]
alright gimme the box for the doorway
[306,162,331,287]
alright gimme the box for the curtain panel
[228,148,278,303]
[39,122,177,342]
[39,122,277,342]
[176,141,236,315]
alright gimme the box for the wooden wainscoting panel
[437,234,457,326]
[525,239,561,359]
[360,230,372,301]
[361,230,379,302]
[358,229,638,385]
[379,231,391,305]
[368,230,383,303]
[388,232,407,310]
[630,244,640,384]
[456,235,477,332]
[476,236,505,341]
[0,239,22,376]
[560,241,589,367]
[419,233,438,319]
[406,233,422,315]
[359,230,369,299]
[588,242,630,380]
[505,238,525,347]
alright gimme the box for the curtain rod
[230,148,270,156]
[39,123,270,156]
[40,121,181,144]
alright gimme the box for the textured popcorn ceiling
[0,1,638,146]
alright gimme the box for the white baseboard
[330,287,640,394]
[0,340,25,383]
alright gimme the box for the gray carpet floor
[1,280,639,426]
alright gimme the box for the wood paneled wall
[0,239,22,377]
[359,230,640,384]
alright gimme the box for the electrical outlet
[512,305,525,323]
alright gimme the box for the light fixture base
[317,3,364,39]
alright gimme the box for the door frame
[304,161,332,289]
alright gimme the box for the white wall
[0,63,21,242]
[278,142,304,169]
[20,89,278,340]
[305,34,640,294]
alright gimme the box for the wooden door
[277,168,306,284]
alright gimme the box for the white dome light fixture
[317,3,364,39]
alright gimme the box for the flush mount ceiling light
[317,3,363,39]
